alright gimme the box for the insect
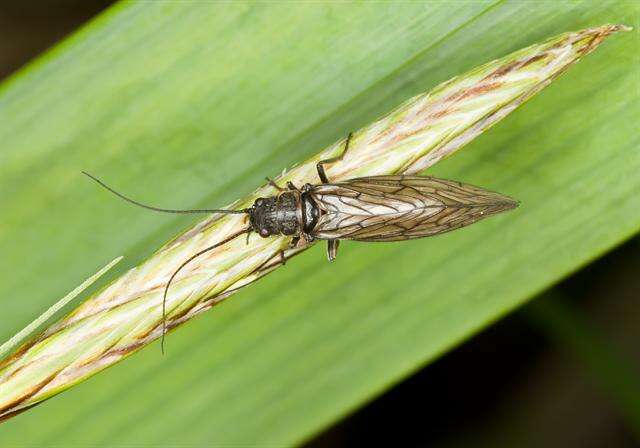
[85,133,518,350]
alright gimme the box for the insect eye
[259,228,270,237]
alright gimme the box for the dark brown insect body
[84,132,518,351]
[245,133,518,261]
[247,174,517,261]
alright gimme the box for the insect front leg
[265,177,286,192]
[317,132,353,184]
[254,249,287,273]
[266,177,300,192]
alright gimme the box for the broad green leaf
[0,1,637,445]
[2,19,616,420]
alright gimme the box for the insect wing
[308,175,517,242]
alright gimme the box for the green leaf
[0,1,637,445]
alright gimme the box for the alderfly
[85,133,518,350]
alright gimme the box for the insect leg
[219,248,305,299]
[326,240,340,262]
[253,249,287,271]
[266,177,286,192]
[267,178,300,193]
[316,132,353,183]
[289,235,300,248]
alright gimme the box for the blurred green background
[0,1,638,447]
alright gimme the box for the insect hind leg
[326,240,340,262]
[317,132,353,184]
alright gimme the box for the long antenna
[82,171,248,215]
[161,226,252,354]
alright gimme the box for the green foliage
[0,1,637,445]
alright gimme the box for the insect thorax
[249,191,301,237]
[301,193,319,234]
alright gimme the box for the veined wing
[309,175,518,242]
